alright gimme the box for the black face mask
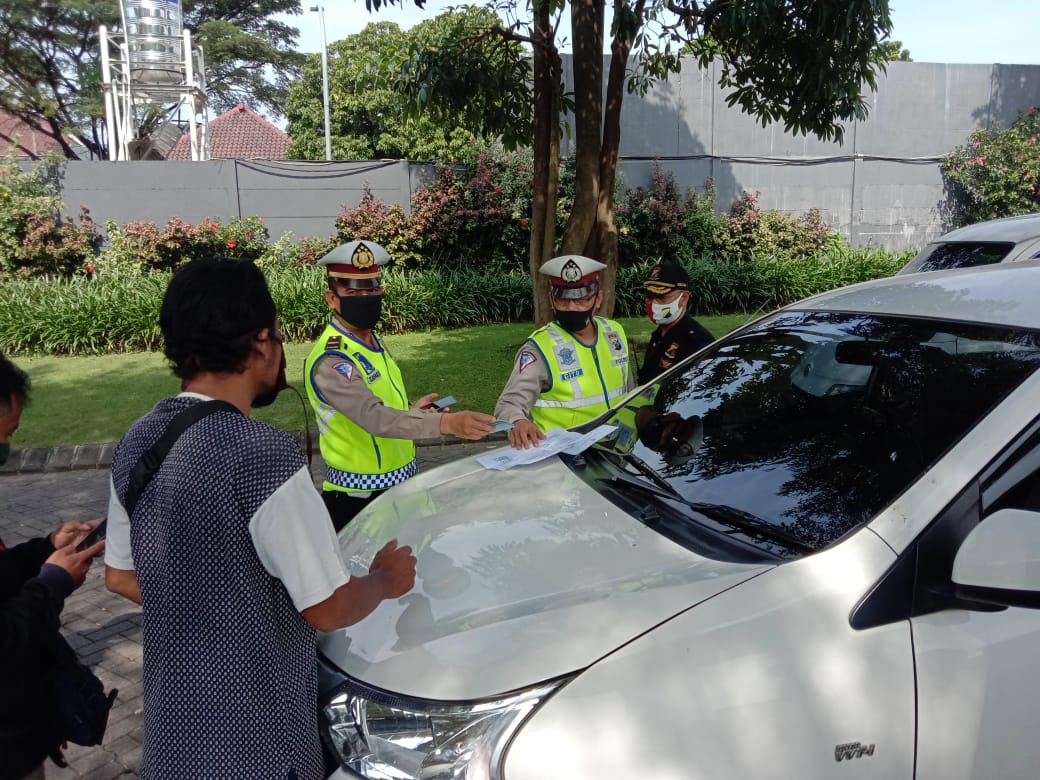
[339,294,383,331]
[554,305,595,334]
[252,350,288,409]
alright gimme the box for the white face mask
[649,295,686,325]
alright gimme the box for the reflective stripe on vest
[530,318,630,431]
[305,321,416,494]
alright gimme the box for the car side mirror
[952,508,1040,609]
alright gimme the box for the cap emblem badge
[352,243,375,269]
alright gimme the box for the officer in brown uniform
[495,255,634,449]
[638,261,715,384]
[305,240,495,530]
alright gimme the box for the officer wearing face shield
[638,262,715,384]
[305,241,496,530]
[495,255,634,449]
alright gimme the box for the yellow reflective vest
[529,317,631,431]
[305,321,416,494]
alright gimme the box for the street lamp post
[310,4,332,161]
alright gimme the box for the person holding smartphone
[305,241,496,531]
[1,352,106,778]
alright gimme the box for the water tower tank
[120,0,185,85]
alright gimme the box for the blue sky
[289,1,1040,65]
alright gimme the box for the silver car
[899,212,1040,273]
[319,263,1040,779]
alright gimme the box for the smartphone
[431,395,457,410]
[490,420,514,432]
[75,519,107,552]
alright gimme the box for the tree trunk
[529,0,562,325]
[591,10,640,316]
[558,0,604,257]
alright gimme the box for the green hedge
[0,248,910,356]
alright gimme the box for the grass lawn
[12,313,754,448]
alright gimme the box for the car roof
[933,213,1040,244]
[791,262,1040,330]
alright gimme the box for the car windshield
[588,310,1040,560]
[905,241,1015,273]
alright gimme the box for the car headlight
[319,671,569,779]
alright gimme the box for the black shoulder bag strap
[123,400,240,516]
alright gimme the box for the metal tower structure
[99,0,210,161]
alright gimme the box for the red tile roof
[167,104,291,160]
[0,109,69,158]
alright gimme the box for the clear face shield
[329,274,384,293]
[550,279,600,303]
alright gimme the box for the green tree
[877,39,911,61]
[0,0,117,158]
[942,107,1040,226]
[284,7,527,161]
[0,0,303,159]
[183,0,305,117]
[386,0,893,322]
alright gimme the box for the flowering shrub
[616,162,694,264]
[942,107,1040,226]
[335,189,418,266]
[715,191,832,261]
[19,207,102,277]
[97,215,270,275]
[0,151,83,277]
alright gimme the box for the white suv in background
[318,263,1040,780]
[899,212,1040,273]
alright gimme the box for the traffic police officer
[638,261,715,384]
[495,254,634,449]
[305,240,495,530]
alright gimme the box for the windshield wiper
[590,444,677,497]
[591,452,815,554]
[685,502,815,555]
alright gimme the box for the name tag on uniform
[561,369,584,381]
[612,356,629,366]
[352,352,381,382]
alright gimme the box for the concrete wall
[59,158,431,243]
[56,60,1040,252]
[570,60,1040,249]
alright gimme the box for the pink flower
[1031,106,1037,113]
[84,263,95,272]
[519,166,526,172]
[210,223,219,232]
[227,239,237,249]
[705,177,712,185]
[494,186,502,193]
[469,137,476,144]
[0,168,6,175]
[258,216,264,223]
[974,140,981,148]
[521,218,529,226]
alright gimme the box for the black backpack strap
[123,400,240,517]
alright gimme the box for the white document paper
[477,424,617,471]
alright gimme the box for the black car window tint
[600,311,1040,559]
[918,242,1015,272]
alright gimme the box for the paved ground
[0,436,506,779]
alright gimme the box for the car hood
[319,449,771,700]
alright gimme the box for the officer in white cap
[494,254,634,449]
[304,240,496,530]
